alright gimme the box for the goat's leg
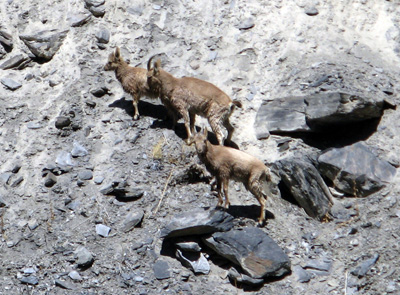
[132,94,140,120]
[215,178,224,207]
[181,111,193,144]
[249,178,267,225]
[208,116,224,145]
[189,112,196,135]
[223,118,235,143]
[222,178,230,209]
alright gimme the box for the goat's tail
[229,99,242,114]
[233,100,242,108]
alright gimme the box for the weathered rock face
[318,142,396,197]
[20,29,69,61]
[275,158,333,220]
[305,93,384,128]
[161,208,234,238]
[254,92,385,137]
[203,227,291,279]
[254,96,309,136]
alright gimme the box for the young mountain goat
[147,57,242,145]
[192,128,271,225]
[104,47,158,120]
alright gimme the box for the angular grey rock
[121,209,144,232]
[176,241,202,252]
[254,97,310,137]
[85,0,105,7]
[305,258,332,275]
[160,208,234,238]
[254,92,385,136]
[153,260,171,280]
[351,253,379,278]
[228,267,264,286]
[78,170,93,180]
[20,276,38,285]
[91,86,109,97]
[68,270,82,281]
[55,279,75,290]
[1,78,22,91]
[293,265,311,283]
[55,116,71,129]
[0,172,12,184]
[0,30,13,50]
[89,5,106,17]
[305,6,319,16]
[318,142,396,197]
[238,17,255,30]
[67,13,91,27]
[96,224,111,237]
[275,158,333,220]
[96,29,110,44]
[120,187,144,201]
[20,29,69,61]
[56,151,74,167]
[75,246,94,268]
[204,227,291,279]
[93,176,104,184]
[100,183,115,195]
[71,142,88,157]
[176,249,210,275]
[44,171,57,187]
[0,54,30,70]
[27,121,42,129]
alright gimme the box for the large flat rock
[203,227,291,279]
[254,92,385,137]
[318,142,396,197]
[254,96,310,137]
[160,208,234,239]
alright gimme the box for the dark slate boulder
[318,142,396,197]
[0,30,13,52]
[160,208,234,239]
[254,92,385,137]
[20,29,69,61]
[254,96,310,138]
[275,158,333,220]
[305,92,384,129]
[203,227,291,279]
[0,54,30,70]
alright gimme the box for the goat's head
[147,55,162,85]
[192,128,209,155]
[104,47,123,71]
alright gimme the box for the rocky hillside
[1,0,400,294]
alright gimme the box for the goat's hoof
[257,220,266,227]
[133,115,140,120]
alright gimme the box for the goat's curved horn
[147,55,157,70]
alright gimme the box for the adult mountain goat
[104,47,158,120]
[192,128,272,225]
[147,57,242,145]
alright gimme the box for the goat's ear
[115,47,120,58]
